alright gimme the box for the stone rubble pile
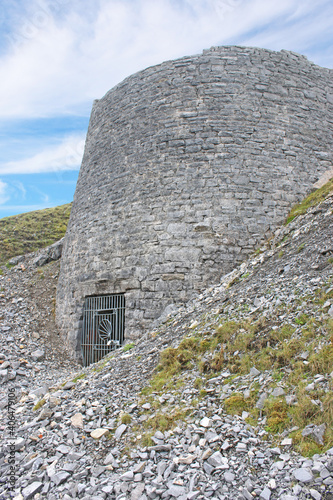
[0,196,333,499]
[0,247,79,398]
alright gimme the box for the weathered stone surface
[31,349,45,362]
[56,45,333,358]
[22,482,43,499]
[114,424,127,439]
[302,423,326,445]
[71,412,84,428]
[50,471,71,485]
[90,428,109,439]
[293,468,314,483]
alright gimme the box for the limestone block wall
[56,45,333,357]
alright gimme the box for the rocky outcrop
[8,238,64,268]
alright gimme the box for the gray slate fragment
[302,423,326,445]
[271,387,285,397]
[256,392,268,409]
[63,381,75,390]
[50,471,71,485]
[167,483,186,497]
[260,487,271,500]
[293,467,313,483]
[250,367,261,377]
[22,482,43,499]
[207,451,227,468]
[114,423,127,439]
[224,471,235,482]
[31,349,45,361]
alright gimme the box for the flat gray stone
[260,487,271,500]
[200,417,211,427]
[114,424,127,439]
[250,367,261,377]
[63,381,75,390]
[31,349,45,362]
[256,392,268,409]
[22,482,43,499]
[120,471,134,481]
[207,451,228,468]
[271,387,285,397]
[56,444,71,454]
[224,471,235,482]
[293,468,313,483]
[302,423,326,445]
[50,471,71,485]
[167,484,186,497]
[242,489,254,500]
[309,489,321,500]
[131,483,145,500]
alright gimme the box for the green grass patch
[139,302,333,456]
[33,398,46,411]
[285,177,333,224]
[264,398,290,433]
[72,373,86,383]
[120,413,132,425]
[0,203,72,264]
[123,342,135,352]
[143,408,192,432]
[223,392,258,419]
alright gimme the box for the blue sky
[0,0,332,217]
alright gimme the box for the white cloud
[12,181,27,199]
[0,0,332,120]
[0,134,85,174]
[0,180,10,205]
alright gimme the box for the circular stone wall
[56,45,333,358]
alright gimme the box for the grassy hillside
[0,203,72,264]
[286,177,333,224]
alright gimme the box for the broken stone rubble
[0,196,332,499]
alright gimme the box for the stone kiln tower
[56,46,333,361]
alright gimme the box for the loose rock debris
[0,197,333,499]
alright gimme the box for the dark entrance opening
[81,294,125,366]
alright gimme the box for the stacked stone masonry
[56,46,333,358]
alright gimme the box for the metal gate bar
[81,294,125,366]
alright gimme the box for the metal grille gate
[81,294,125,366]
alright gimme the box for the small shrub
[121,413,132,424]
[297,243,306,253]
[224,393,248,415]
[140,433,154,447]
[291,430,323,457]
[210,346,225,372]
[144,409,191,432]
[216,321,239,338]
[291,391,321,428]
[194,377,203,389]
[307,344,333,375]
[264,398,290,433]
[295,314,309,326]
[199,389,207,399]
